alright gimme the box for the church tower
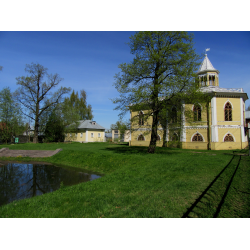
[197,53,220,87]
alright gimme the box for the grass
[0,142,249,218]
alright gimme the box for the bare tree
[15,63,71,143]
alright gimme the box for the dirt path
[0,148,62,158]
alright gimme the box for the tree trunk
[33,100,40,143]
[148,109,159,154]
[33,122,39,143]
[162,127,167,147]
[147,64,160,154]
[33,117,40,143]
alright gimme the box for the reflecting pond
[0,161,102,206]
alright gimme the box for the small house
[65,120,105,143]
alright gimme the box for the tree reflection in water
[0,162,101,206]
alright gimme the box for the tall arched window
[192,133,203,142]
[157,134,161,141]
[224,134,234,142]
[193,104,201,121]
[171,107,177,123]
[138,134,145,141]
[224,102,232,121]
[139,111,144,125]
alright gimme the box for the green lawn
[0,142,249,218]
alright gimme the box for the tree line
[0,63,93,144]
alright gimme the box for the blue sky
[0,31,249,129]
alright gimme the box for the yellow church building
[129,53,249,150]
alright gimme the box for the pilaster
[211,97,218,142]
[86,130,88,142]
[240,97,245,142]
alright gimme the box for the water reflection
[0,162,102,206]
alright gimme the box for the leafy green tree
[62,89,93,130]
[0,87,24,143]
[44,109,65,142]
[113,31,201,153]
[0,122,11,144]
[38,99,57,135]
[15,63,71,143]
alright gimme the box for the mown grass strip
[182,155,236,218]
[216,155,250,218]
[0,143,249,218]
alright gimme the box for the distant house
[112,129,131,142]
[112,129,119,142]
[22,125,44,137]
[246,111,250,125]
[105,133,112,141]
[23,125,34,136]
[65,120,105,142]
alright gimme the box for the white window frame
[98,133,101,138]
[91,133,94,138]
[80,133,83,138]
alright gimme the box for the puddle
[0,161,102,206]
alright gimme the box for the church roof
[197,54,219,74]
[200,86,248,101]
[200,86,244,93]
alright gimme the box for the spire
[197,54,218,74]
[198,54,217,73]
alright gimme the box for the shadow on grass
[223,149,249,156]
[182,154,243,218]
[102,144,182,155]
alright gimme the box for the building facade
[112,130,131,142]
[129,54,249,150]
[65,120,105,143]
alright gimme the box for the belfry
[197,53,219,87]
